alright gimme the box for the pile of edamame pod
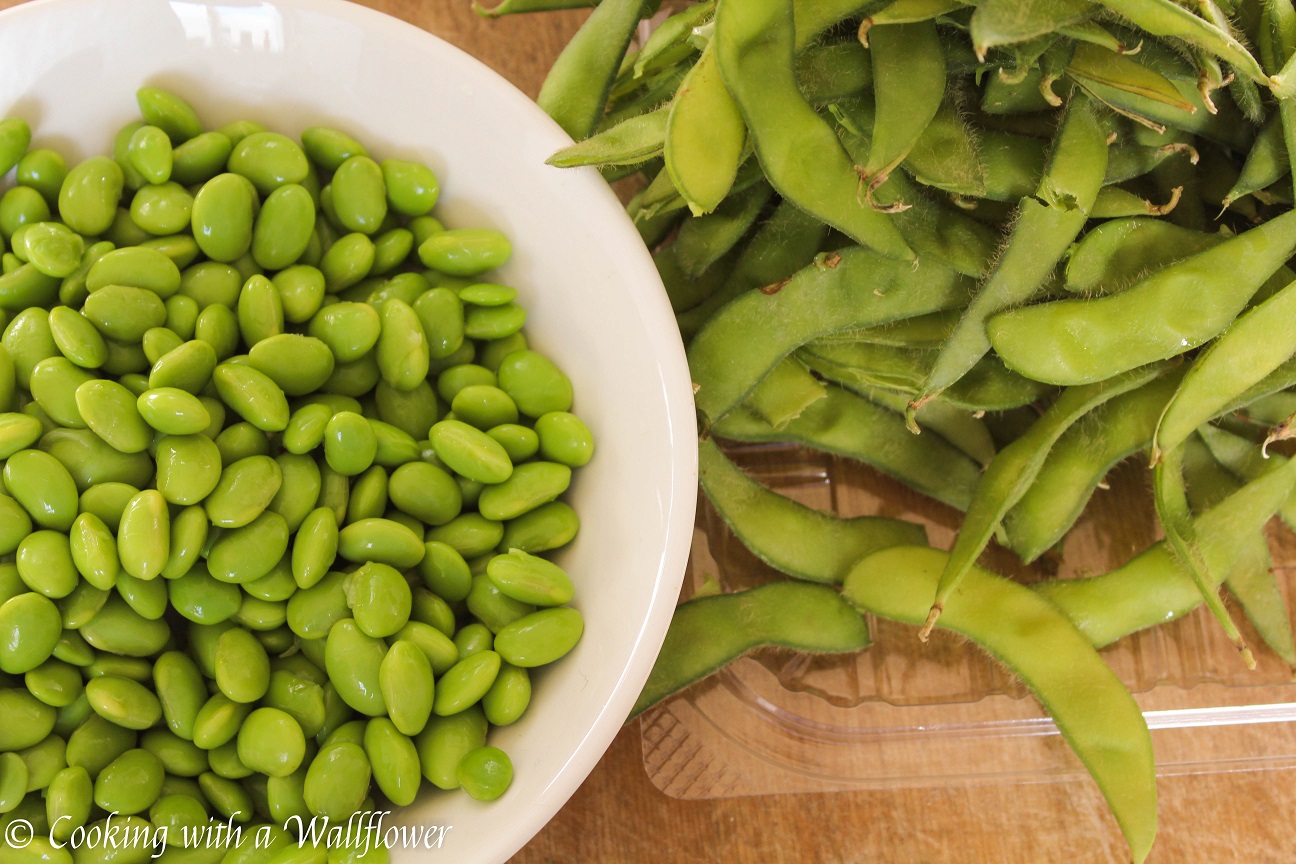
[0,85,595,863]
[482,0,1296,859]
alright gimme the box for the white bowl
[0,0,696,861]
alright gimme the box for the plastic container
[641,442,1296,798]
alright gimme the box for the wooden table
[3,1,1295,860]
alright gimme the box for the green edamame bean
[131,182,194,236]
[0,412,42,458]
[337,518,424,569]
[150,340,217,393]
[331,156,387,235]
[361,718,420,808]
[74,379,153,455]
[229,132,309,196]
[149,792,209,836]
[137,387,211,435]
[534,412,594,467]
[427,513,505,558]
[199,771,253,823]
[83,284,167,342]
[137,87,203,144]
[323,411,377,476]
[395,622,458,677]
[215,421,272,465]
[451,385,517,431]
[282,404,331,456]
[67,512,119,591]
[172,131,233,186]
[0,117,30,179]
[416,542,472,602]
[378,641,434,738]
[0,593,62,674]
[17,148,67,206]
[477,461,570,522]
[57,156,123,236]
[496,350,573,417]
[374,379,440,440]
[319,233,375,294]
[429,419,513,484]
[141,728,208,777]
[46,765,91,841]
[237,274,284,347]
[263,672,326,740]
[0,262,59,314]
[3,308,57,383]
[191,174,255,263]
[379,159,438,217]
[0,689,56,751]
[324,619,387,717]
[118,489,169,581]
[485,424,538,463]
[94,748,164,815]
[452,623,492,659]
[179,261,242,308]
[116,570,168,620]
[344,562,412,639]
[86,654,153,682]
[415,705,485,790]
[57,581,108,629]
[85,676,162,731]
[387,462,461,527]
[17,530,79,599]
[307,301,381,362]
[247,334,334,397]
[237,708,306,778]
[26,660,84,709]
[22,224,84,280]
[168,566,241,624]
[417,229,511,276]
[431,650,499,716]
[301,127,367,172]
[413,287,463,361]
[194,304,239,359]
[486,549,575,607]
[456,745,512,801]
[273,266,326,324]
[287,571,349,641]
[78,482,138,528]
[0,751,26,812]
[482,663,530,727]
[78,595,169,657]
[1,187,51,242]
[155,434,222,507]
[154,652,207,741]
[462,303,525,341]
[212,363,289,431]
[28,356,94,428]
[41,427,154,491]
[265,453,321,534]
[207,512,290,584]
[0,496,31,556]
[142,326,184,365]
[4,448,76,530]
[477,332,528,372]
[493,607,584,667]
[252,184,316,271]
[192,693,253,750]
[214,626,271,705]
[464,573,533,633]
[375,299,429,391]
[303,743,370,820]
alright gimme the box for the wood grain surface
[2,1,1295,861]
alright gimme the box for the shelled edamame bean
[0,85,595,853]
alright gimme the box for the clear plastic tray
[640,443,1296,798]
